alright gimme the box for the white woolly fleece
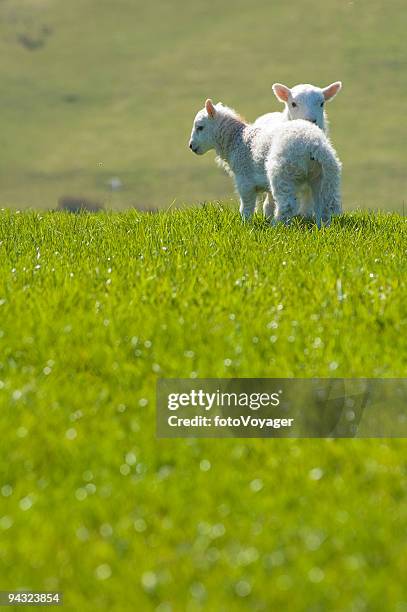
[189,100,342,226]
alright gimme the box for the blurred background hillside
[0,0,406,211]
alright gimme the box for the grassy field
[0,208,406,610]
[0,0,406,211]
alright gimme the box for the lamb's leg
[238,187,257,221]
[327,187,342,220]
[299,185,315,220]
[256,194,264,213]
[319,178,342,227]
[263,192,275,220]
[270,174,299,225]
[310,177,323,228]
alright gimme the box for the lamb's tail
[311,141,342,227]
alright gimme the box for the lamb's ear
[205,99,216,118]
[323,81,342,101]
[272,83,291,103]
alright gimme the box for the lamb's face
[189,101,217,155]
[286,86,326,129]
[272,82,342,132]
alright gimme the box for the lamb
[255,82,342,215]
[189,99,341,227]
[255,81,342,133]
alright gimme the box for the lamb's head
[189,99,221,155]
[272,81,342,131]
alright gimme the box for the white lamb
[255,81,342,215]
[189,99,341,227]
[255,81,342,133]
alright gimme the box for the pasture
[0,208,406,610]
[0,0,406,211]
[0,0,406,609]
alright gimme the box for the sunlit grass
[0,207,406,611]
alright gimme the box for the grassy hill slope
[0,208,406,610]
[0,0,406,210]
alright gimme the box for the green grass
[0,0,406,210]
[0,208,406,611]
